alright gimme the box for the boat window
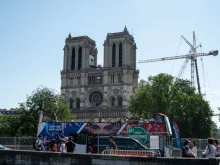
[155,115,163,124]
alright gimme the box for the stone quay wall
[0,150,220,165]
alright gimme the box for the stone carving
[113,89,120,96]
[77,42,83,48]
[71,91,77,98]
[83,39,89,46]
[68,33,71,39]
[103,97,108,103]
[103,40,109,46]
[122,39,127,44]
[73,43,77,48]
[64,44,69,50]
[65,90,70,99]
[123,26,128,32]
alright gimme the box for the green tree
[0,115,20,136]
[0,87,75,136]
[17,87,75,136]
[129,73,213,138]
[210,121,218,137]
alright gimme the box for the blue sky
[1,0,220,124]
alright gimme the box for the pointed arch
[112,43,116,67]
[119,43,123,67]
[76,98,80,109]
[69,98,74,109]
[118,73,122,83]
[71,47,75,70]
[111,96,115,107]
[78,47,82,70]
[111,73,115,83]
[118,96,123,106]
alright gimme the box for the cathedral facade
[60,27,139,120]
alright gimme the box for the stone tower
[61,27,139,120]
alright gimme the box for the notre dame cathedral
[60,27,139,120]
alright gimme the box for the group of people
[182,139,198,157]
[34,135,76,153]
[182,138,220,158]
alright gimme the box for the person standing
[214,139,220,157]
[34,135,45,151]
[202,138,216,158]
[190,141,197,157]
[49,139,57,152]
[109,136,117,150]
[182,139,195,157]
[65,136,76,153]
[60,140,66,153]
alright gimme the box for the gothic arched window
[119,43,123,67]
[118,96,123,106]
[111,73,115,84]
[78,47,82,70]
[88,74,92,85]
[111,96,115,107]
[71,47,75,70]
[112,44,116,67]
[70,98,74,109]
[76,98,80,109]
[118,74,122,83]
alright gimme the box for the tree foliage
[129,73,213,138]
[0,115,20,136]
[0,87,75,136]
[210,121,219,138]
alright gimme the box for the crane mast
[139,32,218,95]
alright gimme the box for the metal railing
[172,138,218,150]
[172,138,220,158]
[102,149,155,157]
[0,136,215,158]
[74,108,130,119]
[0,137,36,150]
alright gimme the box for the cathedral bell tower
[103,26,137,69]
[102,26,138,110]
[61,34,97,110]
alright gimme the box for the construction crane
[139,31,218,95]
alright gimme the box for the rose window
[89,91,103,106]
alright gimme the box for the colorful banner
[85,122,122,135]
[37,122,87,151]
[117,123,165,145]
[117,123,166,135]
[172,121,181,149]
[38,122,86,138]
[39,122,123,137]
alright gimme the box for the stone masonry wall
[0,150,220,165]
